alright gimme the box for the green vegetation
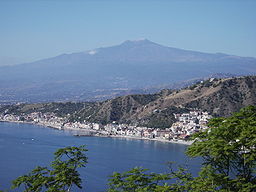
[140,106,189,128]
[1,106,256,191]
[11,146,88,192]
[131,94,159,105]
[69,94,161,125]
[108,167,172,192]
[1,76,256,126]
[108,106,256,191]
[186,105,256,191]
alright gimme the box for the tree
[4,106,256,191]
[108,106,256,191]
[187,105,256,191]
[12,145,88,192]
[108,167,172,192]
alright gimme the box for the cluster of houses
[0,110,212,142]
[171,111,211,139]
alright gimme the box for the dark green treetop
[11,145,88,192]
[108,106,256,192]
[186,105,256,191]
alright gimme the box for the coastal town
[0,109,212,145]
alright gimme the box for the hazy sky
[0,0,256,66]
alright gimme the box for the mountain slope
[1,76,256,128]
[0,39,256,103]
[69,76,256,127]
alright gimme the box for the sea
[0,122,201,192]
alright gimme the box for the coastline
[0,120,193,145]
[78,134,193,145]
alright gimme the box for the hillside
[0,39,256,103]
[1,76,255,128]
[67,76,255,128]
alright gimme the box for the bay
[0,122,200,191]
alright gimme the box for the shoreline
[76,134,193,145]
[0,120,193,145]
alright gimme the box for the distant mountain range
[2,76,256,128]
[0,39,255,103]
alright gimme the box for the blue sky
[0,0,256,65]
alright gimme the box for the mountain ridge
[0,40,256,103]
[1,76,255,128]
[78,75,256,127]
[5,39,256,67]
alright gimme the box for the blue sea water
[0,122,200,191]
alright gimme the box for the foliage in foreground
[2,106,256,191]
[108,106,256,192]
[11,145,88,192]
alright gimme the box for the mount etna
[0,39,255,103]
